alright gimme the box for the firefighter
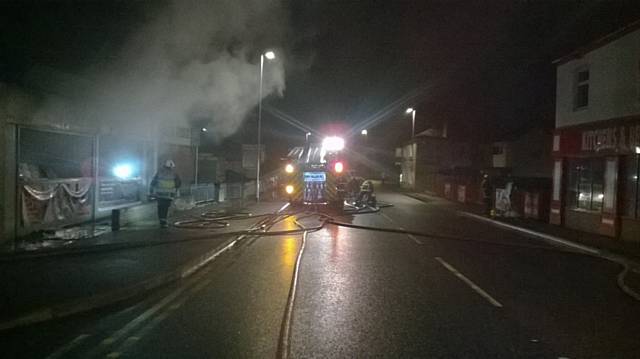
[356,179,375,206]
[150,160,182,228]
[481,173,493,216]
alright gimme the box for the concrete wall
[0,120,9,248]
[0,84,32,247]
[556,29,640,128]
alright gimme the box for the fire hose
[172,204,640,302]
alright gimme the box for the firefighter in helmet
[356,179,376,207]
[150,160,182,228]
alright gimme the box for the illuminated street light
[405,108,416,138]
[201,127,208,132]
[636,146,640,154]
[361,129,368,135]
[257,50,276,202]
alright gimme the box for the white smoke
[35,0,288,140]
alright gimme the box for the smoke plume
[36,0,288,141]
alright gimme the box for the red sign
[556,118,640,156]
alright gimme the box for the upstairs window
[574,68,589,110]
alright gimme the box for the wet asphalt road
[4,189,640,358]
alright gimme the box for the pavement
[3,199,247,258]
[2,189,640,358]
[405,191,640,263]
[0,200,285,330]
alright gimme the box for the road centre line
[435,257,503,308]
[404,231,423,245]
[380,213,423,245]
[44,334,90,359]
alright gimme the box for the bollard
[111,209,121,231]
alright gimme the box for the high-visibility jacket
[151,169,181,199]
[360,180,373,193]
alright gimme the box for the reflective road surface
[4,190,640,358]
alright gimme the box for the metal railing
[182,183,217,203]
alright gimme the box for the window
[574,68,589,109]
[567,158,604,211]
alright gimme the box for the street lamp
[256,50,276,202]
[405,108,416,138]
[361,129,368,135]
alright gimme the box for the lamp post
[636,146,640,217]
[406,108,416,138]
[256,50,275,202]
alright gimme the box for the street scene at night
[2,1,640,358]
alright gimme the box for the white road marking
[278,202,291,213]
[435,257,503,308]
[457,211,599,255]
[380,213,423,245]
[99,279,191,347]
[398,227,423,245]
[380,212,394,223]
[45,334,90,359]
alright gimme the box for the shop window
[623,155,640,218]
[567,158,604,212]
[574,68,589,110]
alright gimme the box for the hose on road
[170,204,640,302]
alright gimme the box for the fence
[182,183,218,204]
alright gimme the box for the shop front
[550,116,640,241]
[14,126,148,241]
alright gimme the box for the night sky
[2,0,640,151]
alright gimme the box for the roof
[553,18,640,66]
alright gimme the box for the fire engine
[281,136,347,211]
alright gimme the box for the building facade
[0,79,200,249]
[397,132,473,194]
[551,21,640,241]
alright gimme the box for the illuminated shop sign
[581,124,640,152]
